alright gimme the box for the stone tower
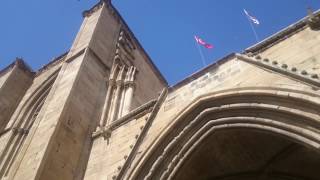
[1,1,320,180]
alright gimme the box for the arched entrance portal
[130,88,320,180]
[175,129,320,180]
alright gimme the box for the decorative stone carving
[115,30,136,67]
[272,61,278,65]
[301,70,308,75]
[255,55,261,60]
[311,74,319,79]
[98,28,138,128]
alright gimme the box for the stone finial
[15,57,23,62]
[82,1,104,17]
[306,7,320,30]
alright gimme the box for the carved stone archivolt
[129,87,320,180]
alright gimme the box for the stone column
[117,84,126,119]
[108,66,125,123]
[122,66,136,115]
[98,64,119,128]
[98,79,115,128]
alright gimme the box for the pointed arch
[129,87,320,180]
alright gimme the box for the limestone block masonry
[1,1,320,180]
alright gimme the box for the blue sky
[1,0,320,85]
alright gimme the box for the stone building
[1,0,320,179]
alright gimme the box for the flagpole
[244,10,259,42]
[195,40,207,67]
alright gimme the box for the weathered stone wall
[259,27,320,74]
[36,51,108,180]
[0,58,62,179]
[9,54,85,180]
[84,112,150,180]
[0,63,33,131]
[130,50,165,110]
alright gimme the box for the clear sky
[1,0,320,85]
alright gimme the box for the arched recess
[0,69,60,178]
[130,87,320,180]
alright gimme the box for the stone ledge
[92,99,157,139]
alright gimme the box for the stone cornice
[236,53,320,89]
[35,51,68,77]
[169,53,235,91]
[170,50,320,95]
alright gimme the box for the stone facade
[1,1,320,180]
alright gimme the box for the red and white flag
[243,9,260,25]
[194,35,214,49]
